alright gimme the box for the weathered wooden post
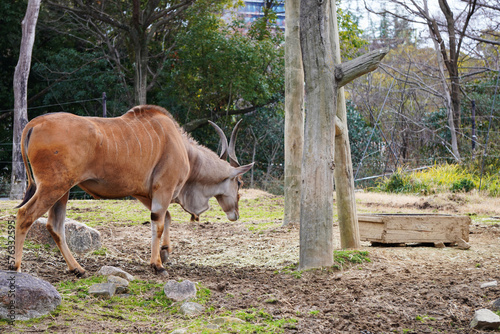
[283,0,304,226]
[297,0,388,270]
[102,92,107,118]
[330,0,359,249]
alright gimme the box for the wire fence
[1,90,498,198]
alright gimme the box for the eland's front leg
[160,210,173,264]
[150,195,172,276]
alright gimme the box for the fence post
[471,100,476,155]
[102,92,107,118]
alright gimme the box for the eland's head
[208,120,253,221]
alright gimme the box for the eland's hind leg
[46,192,85,277]
[160,211,173,263]
[14,185,69,272]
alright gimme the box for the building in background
[225,1,285,29]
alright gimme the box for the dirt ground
[2,190,500,333]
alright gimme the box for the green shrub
[450,178,475,193]
[384,172,406,193]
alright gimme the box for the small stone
[170,328,188,334]
[470,309,500,330]
[434,242,446,248]
[107,275,129,294]
[163,280,196,302]
[97,266,135,281]
[205,324,219,330]
[88,283,116,298]
[480,280,498,288]
[493,298,500,312]
[456,238,471,250]
[0,270,61,321]
[179,302,204,316]
[213,317,245,325]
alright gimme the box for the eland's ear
[230,163,254,178]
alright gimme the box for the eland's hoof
[151,264,168,277]
[70,268,86,278]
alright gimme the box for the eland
[12,105,253,277]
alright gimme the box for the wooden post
[283,0,304,226]
[299,0,336,270]
[10,0,41,200]
[330,0,360,249]
[471,100,476,155]
[295,0,388,270]
[102,92,107,118]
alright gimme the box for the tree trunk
[10,0,41,200]
[132,0,148,105]
[133,40,148,105]
[330,0,361,249]
[299,0,336,270]
[283,0,304,226]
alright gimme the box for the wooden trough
[358,214,470,247]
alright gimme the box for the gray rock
[480,280,498,288]
[0,270,61,321]
[493,298,500,312]
[163,280,196,302]
[88,283,116,298]
[107,275,129,294]
[97,266,135,281]
[213,316,246,325]
[470,309,500,330]
[170,329,188,334]
[27,218,101,254]
[205,324,220,330]
[180,302,204,316]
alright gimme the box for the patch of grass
[196,284,212,305]
[275,263,303,279]
[231,308,297,333]
[91,247,107,256]
[332,250,371,270]
[415,314,436,323]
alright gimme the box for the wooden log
[330,0,360,249]
[335,48,389,88]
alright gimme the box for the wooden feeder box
[358,214,470,247]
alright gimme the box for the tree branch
[335,48,389,88]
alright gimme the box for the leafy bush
[450,178,475,193]
[384,172,407,193]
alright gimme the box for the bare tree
[10,0,42,200]
[47,0,195,105]
[366,0,479,160]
